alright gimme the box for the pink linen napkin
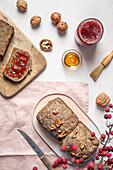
[0,81,88,170]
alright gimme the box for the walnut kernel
[50,124,56,130]
[71,130,78,139]
[39,39,53,51]
[52,109,59,115]
[55,118,62,127]
[16,0,27,12]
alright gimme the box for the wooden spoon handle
[101,51,113,67]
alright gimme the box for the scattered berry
[99,148,103,153]
[79,158,84,163]
[106,153,111,158]
[91,132,95,137]
[97,152,101,156]
[62,164,67,169]
[104,114,108,119]
[110,131,113,135]
[76,159,80,164]
[98,164,103,170]
[108,146,113,151]
[105,107,110,112]
[103,146,108,151]
[62,158,67,164]
[107,114,112,119]
[101,134,106,139]
[95,156,99,160]
[59,163,62,167]
[102,151,107,156]
[52,163,55,168]
[58,157,62,164]
[33,167,38,170]
[60,145,67,152]
[71,157,75,163]
[108,104,112,108]
[87,162,95,170]
[71,144,77,151]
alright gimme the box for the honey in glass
[64,52,79,67]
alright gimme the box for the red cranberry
[110,131,113,135]
[58,157,62,163]
[106,153,111,158]
[98,164,103,170]
[108,146,113,151]
[71,144,77,151]
[99,148,103,153]
[54,160,59,167]
[95,156,99,160]
[52,163,55,168]
[109,104,113,108]
[105,107,110,112]
[101,134,106,139]
[62,158,67,164]
[87,162,95,170]
[107,114,112,119]
[103,146,108,151]
[79,158,84,163]
[60,145,67,152]
[33,167,38,170]
[71,157,75,163]
[76,159,80,164]
[62,164,67,169]
[91,132,95,137]
[102,151,107,156]
[59,163,62,167]
[104,114,108,119]
[97,152,101,156]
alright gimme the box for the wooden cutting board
[0,10,47,98]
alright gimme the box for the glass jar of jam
[75,18,104,45]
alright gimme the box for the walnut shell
[96,93,110,107]
[51,12,61,24]
[39,39,53,51]
[30,16,41,28]
[16,0,27,12]
[57,21,68,34]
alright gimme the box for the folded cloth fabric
[0,81,89,170]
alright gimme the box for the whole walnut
[16,0,27,12]
[96,93,110,107]
[57,21,68,34]
[30,16,41,28]
[51,12,61,24]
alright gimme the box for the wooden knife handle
[40,155,61,170]
[101,51,113,67]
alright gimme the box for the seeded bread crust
[61,121,99,160]
[3,48,32,82]
[0,19,14,57]
[37,97,79,141]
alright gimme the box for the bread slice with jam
[3,48,32,82]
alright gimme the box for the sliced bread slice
[0,19,14,57]
[3,48,32,82]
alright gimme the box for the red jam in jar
[6,51,29,78]
[75,18,104,45]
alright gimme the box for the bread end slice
[0,19,14,57]
[3,48,32,82]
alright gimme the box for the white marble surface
[0,0,113,152]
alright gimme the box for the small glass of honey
[62,49,82,70]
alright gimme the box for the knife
[17,129,61,170]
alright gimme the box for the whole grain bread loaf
[3,48,32,82]
[37,97,79,141]
[0,19,14,57]
[36,97,99,161]
[61,121,99,160]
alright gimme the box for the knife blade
[17,129,61,170]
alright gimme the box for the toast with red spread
[0,19,14,57]
[3,48,32,82]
